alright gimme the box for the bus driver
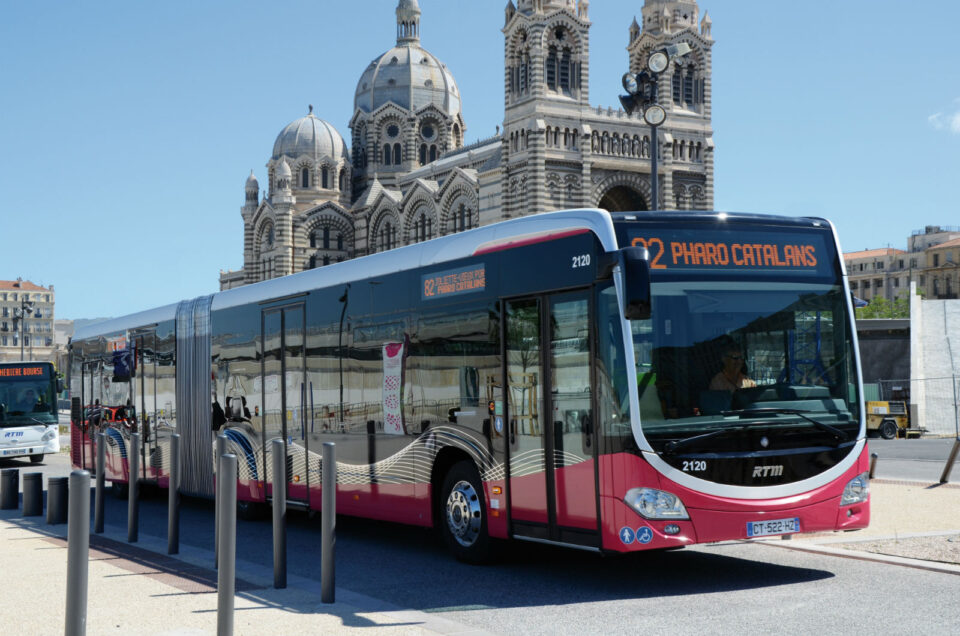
[709,345,757,393]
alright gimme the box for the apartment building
[0,278,56,362]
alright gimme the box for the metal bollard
[215,433,227,568]
[128,432,140,543]
[217,453,237,636]
[168,434,180,555]
[0,468,18,510]
[65,470,91,636]
[22,472,42,517]
[272,438,287,589]
[47,476,69,524]
[869,452,879,479]
[94,432,105,534]
[321,442,336,604]
[939,437,960,484]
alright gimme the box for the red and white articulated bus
[69,209,869,562]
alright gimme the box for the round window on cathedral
[420,124,436,141]
[387,124,400,138]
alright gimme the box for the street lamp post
[13,298,34,361]
[620,43,691,211]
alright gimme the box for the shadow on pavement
[2,485,836,616]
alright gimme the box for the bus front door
[505,290,599,548]
[261,303,308,505]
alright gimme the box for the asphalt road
[4,454,958,634]
[867,438,960,482]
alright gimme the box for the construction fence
[867,377,960,437]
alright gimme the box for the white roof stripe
[73,209,617,342]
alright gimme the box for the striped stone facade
[221,0,715,290]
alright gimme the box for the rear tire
[440,460,492,564]
[29,454,43,464]
[880,419,898,440]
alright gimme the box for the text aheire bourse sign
[0,365,49,379]
[627,229,832,276]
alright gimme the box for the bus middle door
[261,302,308,506]
[505,290,599,548]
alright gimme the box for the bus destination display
[422,264,486,300]
[0,365,49,379]
[627,229,832,276]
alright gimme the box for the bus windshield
[0,365,58,426]
[633,279,860,453]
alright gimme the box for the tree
[855,295,910,319]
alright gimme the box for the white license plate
[2,448,29,456]
[747,517,800,537]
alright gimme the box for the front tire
[880,419,898,440]
[440,460,492,564]
[29,454,43,464]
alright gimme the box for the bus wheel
[441,461,491,564]
[29,454,44,464]
[880,419,898,440]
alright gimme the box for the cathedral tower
[500,0,592,218]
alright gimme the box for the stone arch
[440,185,478,235]
[301,207,354,248]
[542,20,581,95]
[294,160,313,189]
[540,16,584,52]
[507,26,533,98]
[593,172,652,212]
[673,183,688,210]
[252,217,277,274]
[369,206,402,254]
[375,113,406,166]
[404,199,438,244]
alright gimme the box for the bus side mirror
[620,246,651,320]
[57,377,65,393]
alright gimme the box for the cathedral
[220,0,714,290]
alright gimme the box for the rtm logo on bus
[630,236,819,271]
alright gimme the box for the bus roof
[609,210,832,229]
[72,208,619,342]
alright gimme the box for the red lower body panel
[599,446,871,552]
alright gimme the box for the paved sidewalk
[3,479,959,634]
[0,511,487,636]
[781,479,960,570]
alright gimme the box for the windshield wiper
[721,407,849,444]
[663,424,747,456]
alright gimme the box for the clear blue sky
[2,1,958,320]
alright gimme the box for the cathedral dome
[354,45,462,116]
[353,2,462,117]
[272,107,349,162]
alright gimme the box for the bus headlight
[42,429,57,442]
[624,488,689,520]
[840,472,870,506]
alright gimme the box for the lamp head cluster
[619,43,692,126]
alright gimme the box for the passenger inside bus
[225,396,251,422]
